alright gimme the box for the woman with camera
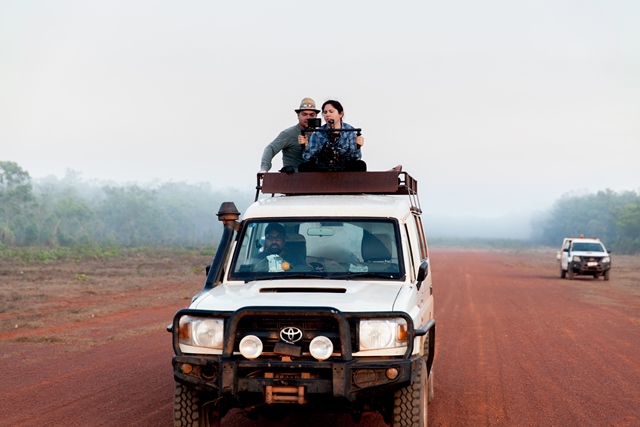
[297,100,366,172]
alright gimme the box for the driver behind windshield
[254,223,307,272]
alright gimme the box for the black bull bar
[171,307,435,400]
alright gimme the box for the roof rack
[255,171,422,213]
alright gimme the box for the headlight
[602,256,610,263]
[572,256,581,262]
[359,319,407,350]
[179,316,224,349]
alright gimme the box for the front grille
[234,316,358,354]
[579,256,604,271]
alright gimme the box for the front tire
[560,265,566,279]
[604,270,610,281]
[392,359,428,427]
[567,267,574,280]
[174,382,220,427]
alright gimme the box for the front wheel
[567,267,574,280]
[174,382,220,427]
[604,270,610,281]
[560,265,566,279]
[391,359,428,427]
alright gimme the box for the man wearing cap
[259,98,320,173]
[253,223,307,272]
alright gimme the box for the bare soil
[1,248,639,426]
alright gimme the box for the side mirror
[416,261,429,290]
[205,265,211,276]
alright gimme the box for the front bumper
[171,306,435,405]
[173,354,421,402]
[569,260,611,274]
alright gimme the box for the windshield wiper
[328,272,398,280]
[281,273,327,279]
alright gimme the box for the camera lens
[308,118,321,128]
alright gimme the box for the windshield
[572,242,605,252]
[228,219,404,281]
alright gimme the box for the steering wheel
[308,262,325,271]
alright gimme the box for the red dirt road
[1,250,640,426]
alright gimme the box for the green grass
[0,245,217,262]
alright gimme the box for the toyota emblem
[280,326,303,344]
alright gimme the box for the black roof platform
[255,171,421,213]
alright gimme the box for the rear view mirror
[307,228,334,237]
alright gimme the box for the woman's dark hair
[322,100,343,114]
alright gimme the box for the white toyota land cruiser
[169,170,435,427]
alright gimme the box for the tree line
[531,189,640,254]
[2,161,639,254]
[0,161,252,248]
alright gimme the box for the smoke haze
[2,1,639,238]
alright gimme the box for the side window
[413,215,428,260]
[404,223,416,281]
[234,222,267,268]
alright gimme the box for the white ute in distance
[557,236,612,280]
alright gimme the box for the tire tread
[391,360,427,426]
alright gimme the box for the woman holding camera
[297,100,366,172]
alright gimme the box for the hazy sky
[2,0,639,219]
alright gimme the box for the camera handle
[302,126,362,136]
[303,127,362,155]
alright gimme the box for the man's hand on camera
[298,135,308,146]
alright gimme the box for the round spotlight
[353,369,377,388]
[239,335,263,360]
[201,365,217,381]
[309,336,333,360]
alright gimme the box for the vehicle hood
[191,280,404,313]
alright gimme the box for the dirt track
[1,249,640,426]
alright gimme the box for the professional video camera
[302,119,362,171]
